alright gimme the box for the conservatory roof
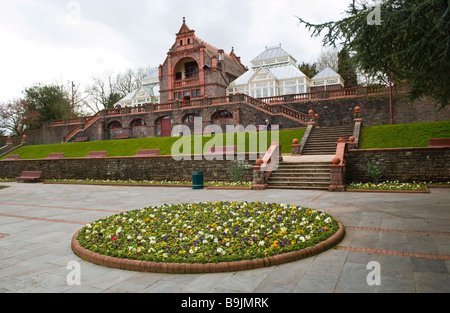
[251,46,291,62]
[312,67,341,80]
[230,64,307,86]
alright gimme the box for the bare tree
[115,66,157,97]
[82,66,157,114]
[84,71,120,113]
[0,99,41,136]
[315,47,339,72]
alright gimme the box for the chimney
[212,55,218,70]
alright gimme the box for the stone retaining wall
[0,155,255,182]
[347,147,450,183]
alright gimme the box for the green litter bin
[192,170,204,189]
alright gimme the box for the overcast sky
[0,0,351,103]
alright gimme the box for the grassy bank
[359,121,450,149]
[1,129,305,160]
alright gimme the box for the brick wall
[0,156,254,182]
[346,147,450,183]
[284,94,450,127]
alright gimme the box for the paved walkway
[0,182,449,293]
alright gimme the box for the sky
[0,0,352,104]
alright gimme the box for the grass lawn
[359,121,450,149]
[0,129,305,160]
[3,121,448,160]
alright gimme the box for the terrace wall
[346,147,450,183]
[0,155,255,182]
[283,94,450,127]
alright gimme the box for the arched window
[183,114,197,123]
[213,111,233,120]
[131,119,146,127]
[107,121,122,129]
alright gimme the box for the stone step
[303,143,337,147]
[302,149,337,154]
[274,169,331,173]
[302,152,337,155]
[267,185,329,190]
[269,176,331,181]
[276,165,330,169]
[267,181,330,188]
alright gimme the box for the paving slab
[0,182,449,295]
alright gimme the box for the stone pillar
[21,135,27,145]
[252,159,267,190]
[348,136,357,150]
[329,157,346,191]
[6,136,13,146]
[308,110,316,125]
[233,107,240,126]
[291,139,301,156]
[354,106,362,121]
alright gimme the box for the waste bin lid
[192,170,203,174]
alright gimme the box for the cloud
[0,0,351,103]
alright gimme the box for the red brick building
[158,18,248,104]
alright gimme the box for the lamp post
[71,81,75,117]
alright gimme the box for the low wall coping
[349,146,450,153]
[1,152,260,162]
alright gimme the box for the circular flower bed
[73,201,343,272]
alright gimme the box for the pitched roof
[312,67,340,79]
[177,17,194,35]
[252,46,290,62]
[230,64,307,86]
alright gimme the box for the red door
[160,118,171,137]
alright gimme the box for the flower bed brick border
[205,187,252,190]
[44,181,252,190]
[43,181,193,188]
[346,186,430,193]
[71,220,345,274]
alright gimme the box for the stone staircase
[302,125,354,155]
[267,161,331,190]
[266,125,354,190]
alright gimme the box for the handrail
[333,137,348,166]
[259,83,409,104]
[260,141,281,180]
[329,137,348,191]
[65,112,101,142]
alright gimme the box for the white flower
[325,217,332,224]
[300,236,306,242]
[258,241,265,246]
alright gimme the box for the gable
[248,67,275,83]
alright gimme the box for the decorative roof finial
[183,17,186,23]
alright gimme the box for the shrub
[366,159,384,183]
